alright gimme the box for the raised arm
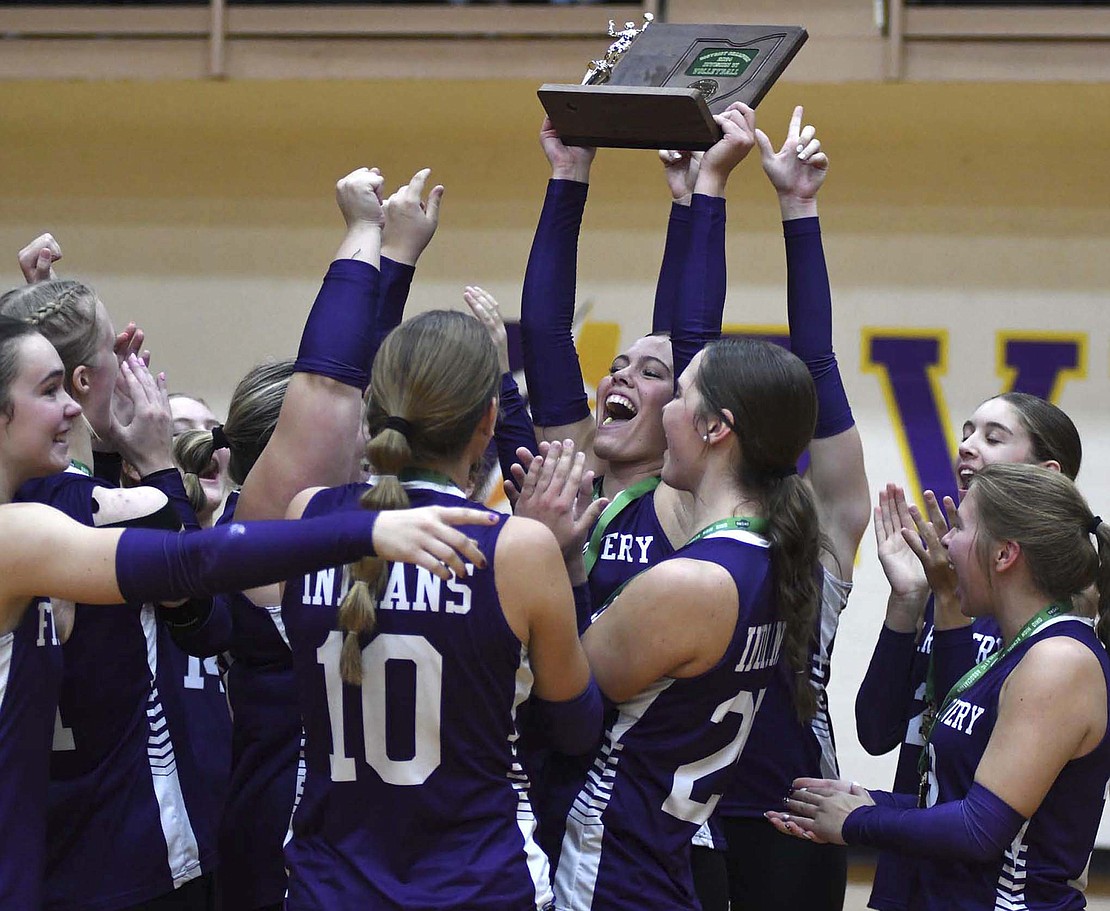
[667,104,756,382]
[651,150,699,334]
[756,105,869,578]
[519,118,596,453]
[856,484,932,755]
[464,285,539,486]
[373,167,444,350]
[236,167,385,523]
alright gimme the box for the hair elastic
[772,465,799,479]
[210,424,230,452]
[1088,515,1103,536]
[383,416,414,441]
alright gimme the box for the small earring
[703,434,709,442]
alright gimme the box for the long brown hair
[695,337,821,721]
[337,310,500,684]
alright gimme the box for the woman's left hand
[764,777,874,845]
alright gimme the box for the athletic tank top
[17,469,222,909]
[587,486,674,609]
[216,491,305,910]
[719,566,851,818]
[282,478,552,910]
[917,617,1110,911]
[555,529,779,911]
[869,602,1003,911]
[0,597,62,908]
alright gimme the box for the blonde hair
[337,310,499,684]
[971,462,1110,648]
[173,360,294,512]
[0,281,101,394]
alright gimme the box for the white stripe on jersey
[265,604,291,649]
[813,568,852,780]
[994,820,1030,911]
[0,631,13,718]
[140,606,203,889]
[509,647,554,911]
[555,678,674,911]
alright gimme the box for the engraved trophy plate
[539,21,807,150]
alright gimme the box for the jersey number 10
[316,631,443,786]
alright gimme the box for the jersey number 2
[663,688,765,825]
[317,631,442,786]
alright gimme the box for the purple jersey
[868,602,1003,911]
[16,469,224,909]
[216,492,305,910]
[587,487,675,609]
[555,529,779,911]
[282,478,553,910]
[719,567,851,819]
[918,617,1110,910]
[0,598,62,908]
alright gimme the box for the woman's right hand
[540,117,596,184]
[370,506,497,580]
[108,355,175,476]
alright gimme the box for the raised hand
[371,506,496,581]
[463,285,510,373]
[107,354,175,476]
[875,483,931,633]
[18,232,62,284]
[512,439,607,562]
[693,102,757,197]
[754,105,829,219]
[112,322,150,368]
[658,149,703,206]
[382,167,444,266]
[904,490,966,628]
[336,167,385,230]
[539,116,596,184]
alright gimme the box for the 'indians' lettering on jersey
[301,563,474,614]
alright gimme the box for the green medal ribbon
[916,601,1071,802]
[69,459,92,477]
[684,515,769,545]
[582,476,662,576]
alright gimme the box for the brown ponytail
[694,338,821,722]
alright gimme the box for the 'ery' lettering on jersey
[937,697,987,736]
[301,563,475,614]
[598,532,654,565]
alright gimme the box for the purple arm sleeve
[372,255,415,352]
[530,676,604,756]
[141,468,201,531]
[496,372,538,492]
[670,194,727,382]
[867,789,919,809]
[784,217,854,438]
[843,782,1025,863]
[855,625,919,755]
[652,203,692,334]
[293,259,382,391]
[932,626,982,704]
[520,179,591,427]
[116,511,379,604]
